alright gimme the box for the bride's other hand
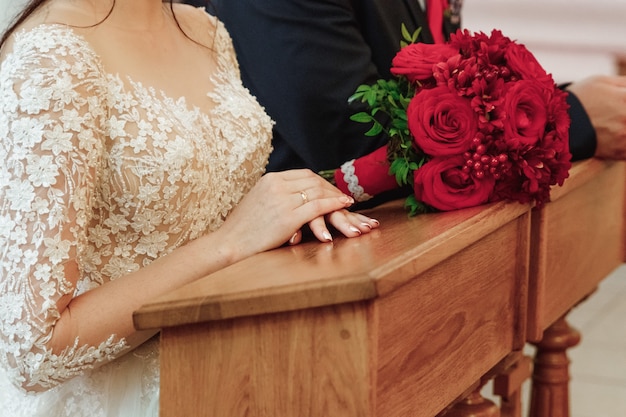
[302,210,380,245]
[217,169,379,257]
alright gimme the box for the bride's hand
[289,209,380,245]
[216,169,379,260]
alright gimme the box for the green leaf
[411,27,422,43]
[404,194,430,217]
[390,158,413,185]
[404,195,419,217]
[364,89,378,107]
[392,107,407,118]
[348,93,363,103]
[349,85,374,103]
[350,112,373,123]
[404,195,420,217]
[400,24,423,47]
[401,23,412,45]
[365,123,383,136]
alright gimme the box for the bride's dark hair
[0,0,212,48]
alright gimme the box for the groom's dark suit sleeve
[212,0,436,172]
[210,0,596,172]
[565,90,597,160]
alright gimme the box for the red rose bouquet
[331,27,572,215]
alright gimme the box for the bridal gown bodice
[0,11,273,417]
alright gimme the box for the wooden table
[134,158,626,417]
[526,159,626,416]
[134,199,532,417]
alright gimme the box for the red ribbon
[426,0,449,44]
[334,145,400,201]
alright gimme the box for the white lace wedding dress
[0,10,273,417]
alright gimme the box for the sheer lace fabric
[0,10,273,416]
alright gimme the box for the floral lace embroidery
[0,11,272,404]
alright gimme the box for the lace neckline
[12,23,219,124]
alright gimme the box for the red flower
[391,43,457,83]
[451,29,510,66]
[414,156,496,211]
[547,88,572,142]
[408,86,478,156]
[504,42,554,87]
[502,80,550,148]
[434,54,479,96]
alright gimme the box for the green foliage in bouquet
[348,25,429,215]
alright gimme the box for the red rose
[504,42,554,87]
[391,43,458,83]
[408,86,478,156]
[502,80,549,148]
[414,156,496,211]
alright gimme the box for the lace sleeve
[0,27,127,392]
[209,16,274,186]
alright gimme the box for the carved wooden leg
[442,384,500,417]
[529,316,581,417]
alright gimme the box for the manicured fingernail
[370,219,380,226]
[322,231,333,242]
[361,222,372,229]
[289,232,298,244]
[349,226,361,235]
[340,195,354,204]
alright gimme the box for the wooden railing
[133,158,625,417]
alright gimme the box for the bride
[0,1,380,416]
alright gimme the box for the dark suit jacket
[204,0,596,172]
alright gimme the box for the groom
[191,0,626,172]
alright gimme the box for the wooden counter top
[134,197,530,330]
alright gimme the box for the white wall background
[463,0,626,83]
